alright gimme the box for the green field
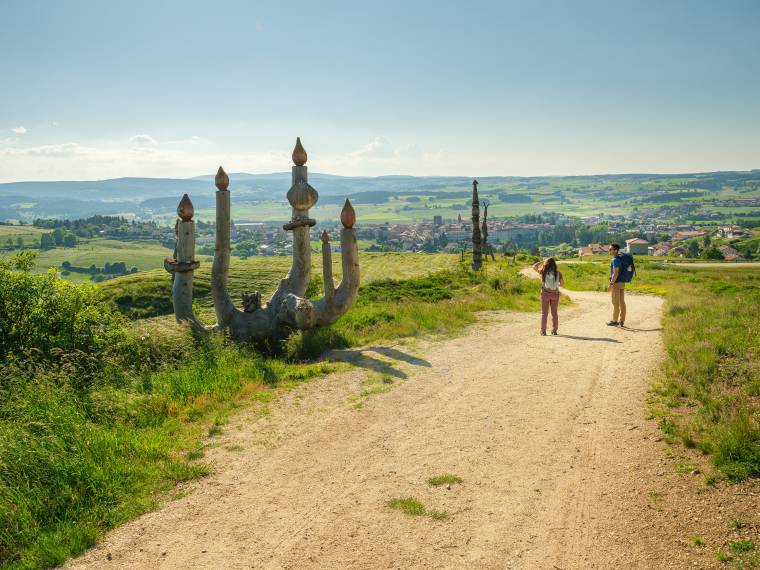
[0,225,47,247]
[99,252,460,320]
[29,239,206,283]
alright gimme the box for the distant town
[2,206,757,265]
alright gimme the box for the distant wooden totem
[164,138,360,341]
[471,179,482,270]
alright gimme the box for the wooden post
[165,193,201,323]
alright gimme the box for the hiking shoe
[541,331,547,336]
[606,321,619,326]
[619,321,625,327]
[551,330,558,335]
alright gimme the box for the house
[578,243,611,258]
[717,225,751,239]
[673,230,707,241]
[625,238,650,255]
[717,245,741,261]
[648,241,672,256]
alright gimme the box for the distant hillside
[1,169,758,222]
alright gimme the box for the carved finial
[292,137,307,166]
[321,229,330,243]
[473,179,479,187]
[215,166,229,191]
[177,194,194,221]
[340,198,356,229]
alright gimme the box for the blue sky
[1,0,759,181]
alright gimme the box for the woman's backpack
[543,270,561,291]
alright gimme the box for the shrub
[0,252,127,374]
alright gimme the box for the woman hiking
[532,257,564,336]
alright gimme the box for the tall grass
[560,260,760,480]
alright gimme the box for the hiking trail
[66,281,715,569]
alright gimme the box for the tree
[40,233,55,250]
[61,261,71,270]
[16,236,23,249]
[52,228,64,246]
[421,237,436,253]
[63,234,77,248]
[687,241,700,258]
[700,246,724,260]
[703,234,712,248]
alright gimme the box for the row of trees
[61,260,138,275]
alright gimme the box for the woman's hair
[540,257,558,282]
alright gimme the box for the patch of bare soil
[65,284,758,569]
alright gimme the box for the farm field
[29,239,195,282]
[0,224,48,247]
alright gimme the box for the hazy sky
[1,0,759,181]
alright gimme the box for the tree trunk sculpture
[471,179,482,270]
[165,138,360,342]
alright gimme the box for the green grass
[32,239,184,281]
[0,333,341,569]
[426,474,463,486]
[719,540,760,570]
[0,225,47,247]
[386,497,448,520]
[559,259,760,480]
[730,540,756,554]
[98,252,458,319]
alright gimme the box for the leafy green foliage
[0,251,126,371]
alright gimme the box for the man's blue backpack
[617,253,636,283]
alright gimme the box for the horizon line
[2,167,759,185]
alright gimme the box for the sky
[1,0,759,182]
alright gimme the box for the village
[217,214,757,261]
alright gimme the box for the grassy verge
[1,254,538,569]
[0,335,339,570]
[559,260,760,480]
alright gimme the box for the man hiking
[607,243,627,327]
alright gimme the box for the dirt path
[65,286,744,569]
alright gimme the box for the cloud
[2,142,94,158]
[129,134,158,146]
[350,137,396,159]
[11,126,27,134]
[319,137,432,175]
[168,135,206,146]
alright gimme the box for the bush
[0,252,127,372]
